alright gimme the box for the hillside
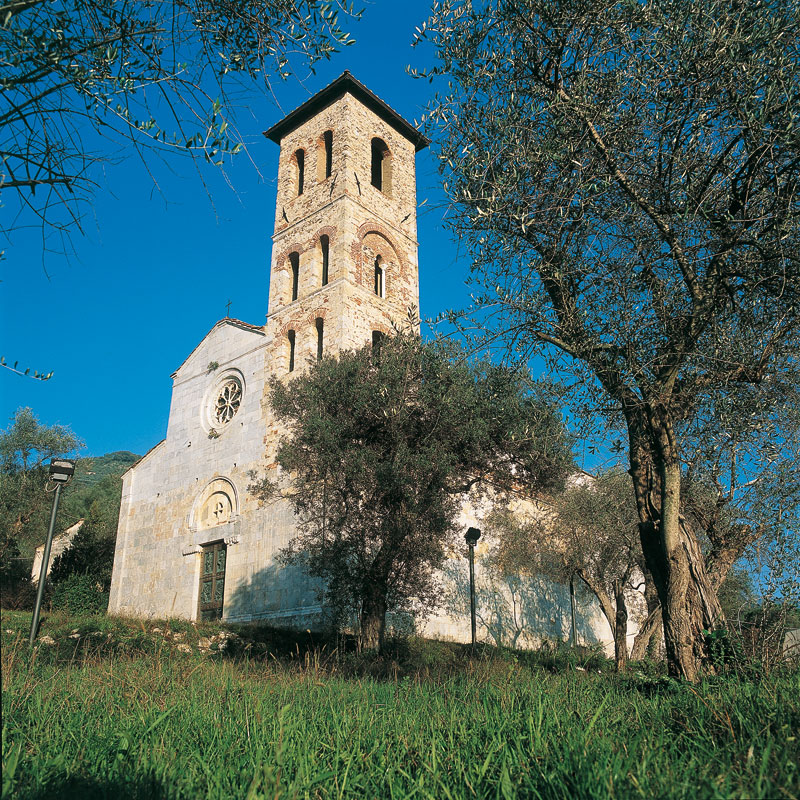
[58,451,140,532]
[75,451,139,481]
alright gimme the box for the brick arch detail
[308,225,337,249]
[272,244,305,308]
[278,316,305,338]
[305,308,328,327]
[276,243,306,266]
[351,222,409,290]
[371,323,392,337]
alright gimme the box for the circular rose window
[213,378,242,425]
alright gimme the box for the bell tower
[263,72,429,374]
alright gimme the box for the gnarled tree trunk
[613,579,629,672]
[359,587,388,653]
[627,407,724,680]
[630,603,662,661]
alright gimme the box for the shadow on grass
[17,773,174,800]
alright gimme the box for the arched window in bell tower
[318,130,333,181]
[371,138,392,196]
[294,149,305,195]
[373,256,385,298]
[320,235,329,286]
[289,252,300,301]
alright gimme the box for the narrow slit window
[295,149,305,195]
[287,330,296,372]
[316,318,324,360]
[373,256,384,298]
[289,252,299,301]
[320,235,329,286]
[323,130,333,178]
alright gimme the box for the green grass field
[2,611,798,799]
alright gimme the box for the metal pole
[29,482,62,646]
[468,542,476,648]
[570,573,577,648]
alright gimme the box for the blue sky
[1,1,484,458]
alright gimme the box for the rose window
[213,379,242,425]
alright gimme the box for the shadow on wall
[440,553,602,649]
[224,559,325,626]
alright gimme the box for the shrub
[0,549,37,610]
[50,574,108,615]
[49,514,116,591]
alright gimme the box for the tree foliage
[0,406,82,551]
[0,409,134,609]
[495,471,650,670]
[254,334,573,650]
[50,503,117,591]
[1,0,358,254]
[0,406,82,605]
[415,0,800,679]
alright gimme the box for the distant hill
[75,451,139,481]
[58,451,141,535]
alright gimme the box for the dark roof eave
[263,71,430,152]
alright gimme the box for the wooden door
[199,541,226,620]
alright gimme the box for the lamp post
[29,458,75,646]
[570,573,577,648]
[464,526,481,649]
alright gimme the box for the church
[108,73,626,649]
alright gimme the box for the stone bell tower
[262,71,429,374]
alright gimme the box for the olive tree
[495,471,653,671]
[253,334,573,651]
[415,0,800,679]
[0,407,82,604]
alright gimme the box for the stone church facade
[109,73,631,650]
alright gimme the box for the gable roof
[170,317,265,378]
[121,438,166,478]
[263,71,430,152]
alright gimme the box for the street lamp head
[464,527,481,546]
[48,458,75,483]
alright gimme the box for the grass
[2,611,798,799]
